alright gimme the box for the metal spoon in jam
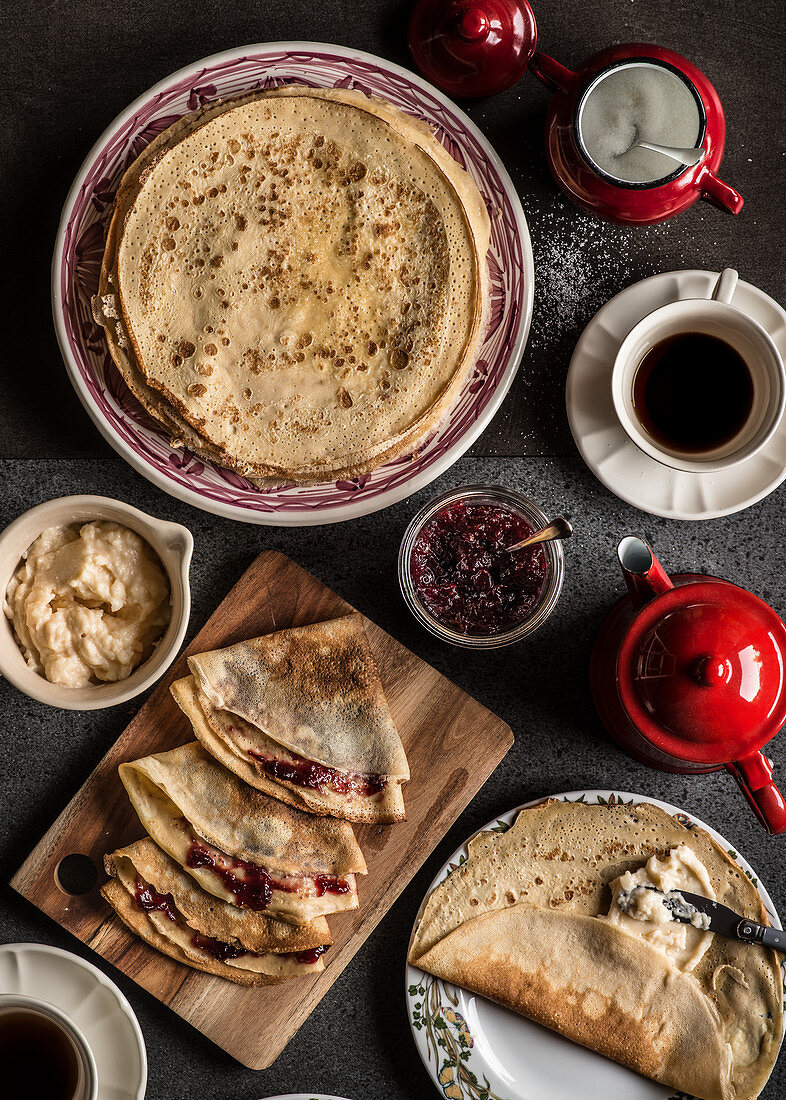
[506,516,573,555]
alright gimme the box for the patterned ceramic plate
[406,789,784,1100]
[53,42,533,526]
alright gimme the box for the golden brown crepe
[176,615,408,823]
[409,800,783,1100]
[102,839,331,985]
[95,86,490,485]
[417,906,734,1100]
[119,742,366,924]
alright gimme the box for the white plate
[0,942,147,1100]
[566,270,786,519]
[406,789,784,1100]
[53,42,533,526]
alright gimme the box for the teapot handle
[699,168,744,216]
[726,753,786,835]
[529,51,577,93]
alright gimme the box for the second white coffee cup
[612,269,786,473]
[0,994,98,1100]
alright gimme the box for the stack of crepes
[102,614,409,985]
[409,800,783,1100]
[94,85,490,485]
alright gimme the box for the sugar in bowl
[409,0,743,224]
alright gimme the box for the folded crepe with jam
[172,614,409,823]
[102,838,332,985]
[409,800,783,1100]
[119,742,366,924]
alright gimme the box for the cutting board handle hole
[55,854,98,896]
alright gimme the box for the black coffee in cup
[0,1008,81,1100]
[632,332,754,454]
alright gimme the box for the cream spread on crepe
[4,522,170,687]
[604,844,715,971]
[713,964,773,1068]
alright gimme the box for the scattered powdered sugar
[523,199,707,354]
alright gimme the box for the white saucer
[566,270,786,520]
[0,943,147,1100]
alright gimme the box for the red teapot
[591,537,786,834]
[408,0,743,224]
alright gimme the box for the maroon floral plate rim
[52,42,533,525]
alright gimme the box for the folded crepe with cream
[119,741,366,924]
[102,838,332,985]
[409,800,782,1100]
[173,614,409,823]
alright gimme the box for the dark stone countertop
[1,1,785,1098]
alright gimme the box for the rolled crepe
[102,839,331,985]
[119,742,366,924]
[176,614,408,823]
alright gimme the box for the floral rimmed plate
[53,42,533,526]
[405,789,784,1100]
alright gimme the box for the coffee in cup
[0,997,97,1100]
[612,269,785,473]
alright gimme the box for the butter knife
[665,890,785,952]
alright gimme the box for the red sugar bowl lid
[618,580,786,765]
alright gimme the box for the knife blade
[666,890,785,952]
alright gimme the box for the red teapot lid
[618,581,786,764]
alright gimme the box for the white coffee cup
[0,994,98,1100]
[611,269,786,472]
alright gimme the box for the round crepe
[410,800,782,1100]
[97,86,490,483]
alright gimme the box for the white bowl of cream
[0,496,192,709]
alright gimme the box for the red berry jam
[134,879,178,922]
[410,501,549,636]
[246,746,386,798]
[291,944,330,966]
[186,841,273,911]
[186,837,350,910]
[313,874,352,897]
[190,931,247,963]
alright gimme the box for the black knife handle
[736,919,785,952]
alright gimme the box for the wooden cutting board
[12,551,513,1069]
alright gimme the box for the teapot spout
[618,537,674,608]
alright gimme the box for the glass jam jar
[398,484,565,648]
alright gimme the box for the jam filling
[411,501,549,636]
[293,944,329,966]
[190,931,247,962]
[132,876,329,966]
[185,835,350,911]
[134,879,178,922]
[246,745,386,798]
